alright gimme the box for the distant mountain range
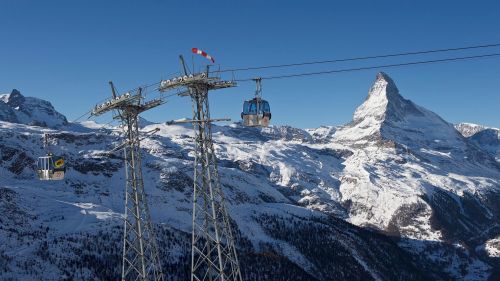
[455,123,500,162]
[0,73,498,280]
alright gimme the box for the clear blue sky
[1,0,499,128]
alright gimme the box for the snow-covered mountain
[456,123,488,138]
[0,89,68,128]
[0,73,499,280]
[331,73,500,279]
[456,123,500,162]
[334,72,498,230]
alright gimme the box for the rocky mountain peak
[455,122,487,137]
[369,72,400,99]
[0,88,68,128]
[353,72,423,125]
[4,89,26,107]
[334,73,467,152]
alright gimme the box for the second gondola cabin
[37,154,65,180]
[36,133,66,181]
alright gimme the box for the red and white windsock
[192,48,215,63]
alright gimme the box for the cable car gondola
[241,78,272,127]
[36,134,66,181]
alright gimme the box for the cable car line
[233,52,500,82]
[71,110,92,123]
[218,42,500,73]
[70,45,500,129]
[70,43,500,124]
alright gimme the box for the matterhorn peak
[334,72,465,149]
[353,72,422,124]
[369,72,400,99]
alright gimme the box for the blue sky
[1,0,499,128]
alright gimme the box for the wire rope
[234,52,500,82]
[219,42,500,73]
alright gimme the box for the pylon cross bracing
[159,67,243,281]
[91,85,165,281]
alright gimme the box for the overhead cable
[220,42,500,73]
[235,52,500,81]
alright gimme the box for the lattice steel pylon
[159,64,243,281]
[91,83,165,281]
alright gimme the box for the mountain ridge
[0,89,68,128]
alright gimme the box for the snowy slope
[1,73,499,280]
[0,121,430,281]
